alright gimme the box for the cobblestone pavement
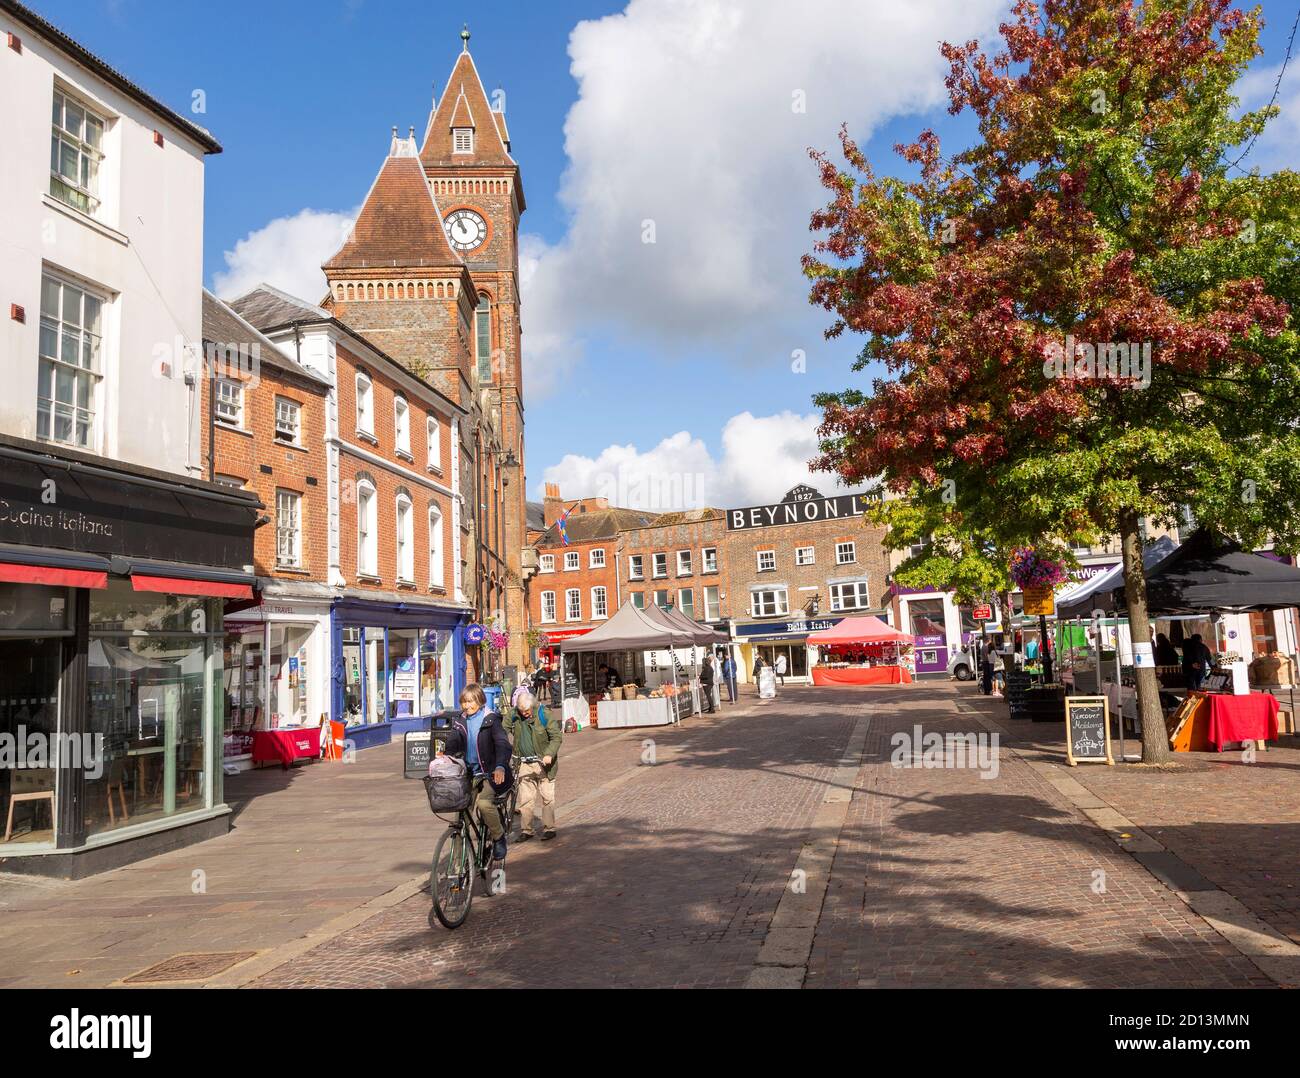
[990,697,1300,948]
[258,682,1271,989]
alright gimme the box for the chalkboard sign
[404,731,432,778]
[1065,696,1113,766]
[1004,671,1033,718]
[563,656,581,699]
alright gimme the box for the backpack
[423,753,471,813]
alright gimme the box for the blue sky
[33,0,1300,508]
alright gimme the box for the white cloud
[520,0,1007,395]
[212,207,357,303]
[1235,57,1300,173]
[538,409,836,509]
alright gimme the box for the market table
[251,727,321,769]
[812,665,913,687]
[596,696,681,728]
[1205,692,1279,751]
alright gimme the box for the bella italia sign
[727,485,881,532]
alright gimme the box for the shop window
[0,635,63,847]
[420,629,454,715]
[269,624,312,728]
[756,550,776,572]
[275,489,301,568]
[750,587,788,617]
[362,627,387,725]
[50,88,106,215]
[589,548,606,569]
[592,586,608,619]
[39,273,103,449]
[678,588,694,619]
[835,541,856,565]
[387,629,419,720]
[541,591,557,623]
[394,396,411,456]
[565,588,581,622]
[796,546,815,566]
[830,580,870,611]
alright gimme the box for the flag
[557,505,573,546]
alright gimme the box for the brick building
[617,508,728,627]
[722,485,889,683]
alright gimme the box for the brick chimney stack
[543,482,563,527]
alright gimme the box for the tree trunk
[1119,512,1169,763]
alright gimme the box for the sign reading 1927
[727,486,881,531]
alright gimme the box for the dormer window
[453,128,473,153]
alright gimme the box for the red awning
[0,561,108,589]
[131,574,253,599]
[806,615,913,646]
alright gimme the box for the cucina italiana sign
[727,486,881,531]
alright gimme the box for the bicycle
[429,769,518,930]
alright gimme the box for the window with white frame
[274,397,300,443]
[394,397,411,456]
[214,378,242,427]
[750,587,788,617]
[653,589,670,609]
[652,552,668,578]
[628,554,644,580]
[830,580,871,611]
[704,585,720,621]
[756,549,776,572]
[677,588,694,619]
[541,590,557,622]
[592,586,608,619]
[796,545,815,566]
[539,554,555,573]
[275,490,301,568]
[702,547,717,573]
[631,592,645,610]
[589,548,606,569]
[453,127,474,154]
[565,588,582,621]
[427,416,441,469]
[676,550,692,576]
[50,89,106,215]
[428,504,444,587]
[356,480,377,576]
[38,274,103,449]
[836,541,857,565]
[355,371,373,434]
[908,536,929,559]
[396,495,414,581]
[564,550,579,571]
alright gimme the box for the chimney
[543,482,563,527]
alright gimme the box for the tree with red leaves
[806,0,1299,762]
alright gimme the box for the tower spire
[460,24,470,52]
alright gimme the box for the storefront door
[907,598,949,675]
[0,636,63,847]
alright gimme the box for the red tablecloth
[251,727,322,768]
[1206,693,1279,751]
[812,665,913,686]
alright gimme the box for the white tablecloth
[596,697,676,728]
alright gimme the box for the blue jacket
[722,658,736,679]
[445,711,514,791]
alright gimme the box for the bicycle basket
[423,771,471,813]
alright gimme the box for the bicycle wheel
[430,826,474,929]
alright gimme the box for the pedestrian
[721,651,738,703]
[1182,633,1213,691]
[980,638,995,696]
[504,690,561,842]
[700,654,716,713]
[775,651,788,686]
[1154,633,1180,666]
[511,662,536,709]
[443,683,513,862]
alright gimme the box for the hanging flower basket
[1008,547,1069,590]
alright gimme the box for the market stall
[559,602,697,728]
[806,616,915,686]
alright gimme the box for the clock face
[445,209,488,252]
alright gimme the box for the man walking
[775,651,788,686]
[700,654,716,713]
[721,651,738,703]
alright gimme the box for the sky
[34,0,1300,510]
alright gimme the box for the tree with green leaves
[806,0,1299,762]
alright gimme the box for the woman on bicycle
[444,683,513,861]
[505,689,561,842]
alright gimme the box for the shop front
[0,434,257,877]
[890,587,962,677]
[221,585,332,771]
[731,616,844,684]
[331,594,470,750]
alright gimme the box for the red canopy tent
[806,616,914,686]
